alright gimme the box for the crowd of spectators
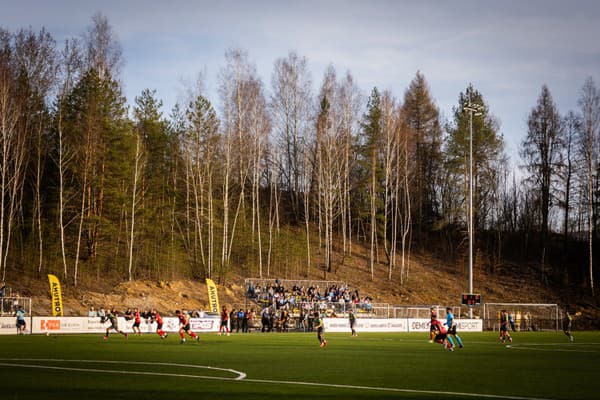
[247,279,374,316]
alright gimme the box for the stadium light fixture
[463,97,484,319]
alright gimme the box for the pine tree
[402,72,442,238]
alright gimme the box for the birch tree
[54,38,81,279]
[13,28,57,274]
[577,77,600,295]
[128,128,145,281]
[0,29,27,280]
[270,51,312,224]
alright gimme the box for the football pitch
[1,331,599,399]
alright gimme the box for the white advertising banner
[407,318,433,332]
[0,316,22,335]
[189,317,219,332]
[324,318,409,332]
[5,315,479,334]
[326,318,482,333]
[406,318,482,332]
[455,319,483,332]
[28,315,221,334]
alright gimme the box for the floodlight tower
[463,97,483,318]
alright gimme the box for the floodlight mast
[463,99,483,319]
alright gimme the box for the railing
[1,296,32,316]
[391,305,481,319]
[245,278,347,293]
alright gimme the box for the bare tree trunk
[303,150,311,276]
[0,65,20,280]
[267,168,274,278]
[588,155,594,295]
[74,158,89,287]
[207,171,214,279]
[57,106,69,279]
[128,131,145,281]
[34,118,44,273]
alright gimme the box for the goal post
[483,303,560,332]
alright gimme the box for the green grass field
[1,331,599,399]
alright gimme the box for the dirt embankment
[14,278,245,316]
[6,249,597,326]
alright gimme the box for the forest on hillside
[0,14,598,295]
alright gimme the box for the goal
[483,303,560,332]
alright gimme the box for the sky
[3,0,600,163]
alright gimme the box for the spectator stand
[243,278,386,330]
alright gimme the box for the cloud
[3,0,600,160]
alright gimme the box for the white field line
[505,342,600,346]
[507,345,600,353]
[0,358,555,400]
[0,358,246,380]
[340,337,600,348]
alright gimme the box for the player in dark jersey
[132,307,142,335]
[349,310,357,337]
[103,308,128,340]
[499,310,513,343]
[176,309,199,343]
[563,310,574,342]
[150,308,167,338]
[314,311,327,347]
[431,318,455,351]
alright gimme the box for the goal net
[483,303,559,332]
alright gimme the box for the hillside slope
[10,246,591,322]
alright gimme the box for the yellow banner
[47,274,63,316]
[205,278,220,314]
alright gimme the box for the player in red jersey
[219,306,230,336]
[176,309,199,343]
[429,306,437,342]
[150,308,167,338]
[430,318,455,351]
[132,308,142,335]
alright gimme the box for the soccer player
[499,310,513,343]
[15,305,26,334]
[349,310,357,337]
[429,306,437,342]
[150,308,167,338]
[431,318,455,351]
[176,309,199,343]
[104,308,128,340]
[132,307,142,335]
[314,311,328,347]
[219,306,230,336]
[445,307,463,348]
[280,309,290,332]
[563,310,574,342]
[236,309,245,333]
